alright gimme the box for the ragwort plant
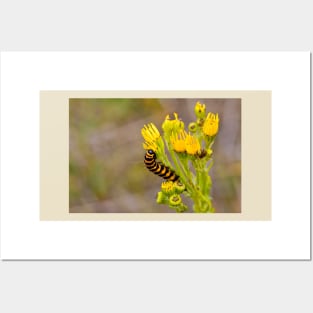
[141,101,219,213]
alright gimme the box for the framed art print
[40,90,270,221]
[0,52,310,260]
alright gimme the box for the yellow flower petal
[185,133,201,155]
[141,123,161,142]
[202,112,219,136]
[143,141,158,152]
[170,130,187,153]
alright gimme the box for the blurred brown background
[69,98,241,213]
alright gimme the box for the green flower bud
[169,194,182,206]
[194,101,206,119]
[197,118,205,127]
[162,113,184,135]
[173,181,186,194]
[175,119,185,133]
[156,191,167,204]
[175,204,188,213]
[188,122,197,133]
[207,148,213,157]
[162,115,172,134]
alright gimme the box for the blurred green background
[69,98,241,213]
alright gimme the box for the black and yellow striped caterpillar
[144,149,179,182]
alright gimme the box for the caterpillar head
[147,149,156,157]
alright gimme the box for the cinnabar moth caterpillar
[144,149,179,182]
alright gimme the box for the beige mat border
[40,90,271,221]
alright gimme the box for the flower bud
[156,191,167,204]
[194,101,206,119]
[169,194,182,206]
[173,181,186,194]
[175,204,188,213]
[162,113,184,135]
[188,122,197,133]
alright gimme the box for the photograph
[69,98,241,213]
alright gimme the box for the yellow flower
[141,123,161,143]
[161,181,175,195]
[203,112,219,136]
[185,133,201,155]
[162,112,184,134]
[170,130,187,153]
[141,123,166,155]
[194,101,206,119]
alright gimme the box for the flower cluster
[141,101,219,213]
[156,180,188,212]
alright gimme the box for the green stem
[192,158,213,212]
[157,138,172,167]
[205,159,214,173]
[163,136,194,193]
